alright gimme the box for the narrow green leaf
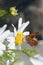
[0,10,6,17]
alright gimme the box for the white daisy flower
[30,54,43,65]
[7,17,30,50]
[0,24,10,56]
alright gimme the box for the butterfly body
[26,32,39,46]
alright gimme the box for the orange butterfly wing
[27,37,37,46]
[28,32,39,38]
[26,32,39,46]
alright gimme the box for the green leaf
[0,10,6,17]
[5,13,11,17]
[22,49,37,57]
[7,49,37,57]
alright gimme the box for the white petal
[12,24,17,35]
[0,50,3,56]
[18,21,30,32]
[6,60,9,65]
[0,24,7,35]
[12,24,14,28]
[0,42,6,50]
[7,37,16,49]
[30,57,43,65]
[8,43,16,49]
[14,26,17,36]
[16,46,21,50]
[11,57,15,62]
[7,37,14,43]
[23,31,30,36]
[0,30,10,42]
[34,54,43,61]
[9,32,14,37]
[18,23,25,32]
[34,54,40,58]
[18,17,22,29]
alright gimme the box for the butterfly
[26,32,39,46]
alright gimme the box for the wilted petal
[23,31,30,36]
[0,24,7,35]
[30,57,43,65]
[18,17,22,29]
[0,30,10,42]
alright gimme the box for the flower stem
[7,49,31,57]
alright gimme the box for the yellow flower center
[15,32,24,46]
[10,7,18,16]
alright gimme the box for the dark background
[0,0,43,40]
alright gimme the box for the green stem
[7,49,30,57]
